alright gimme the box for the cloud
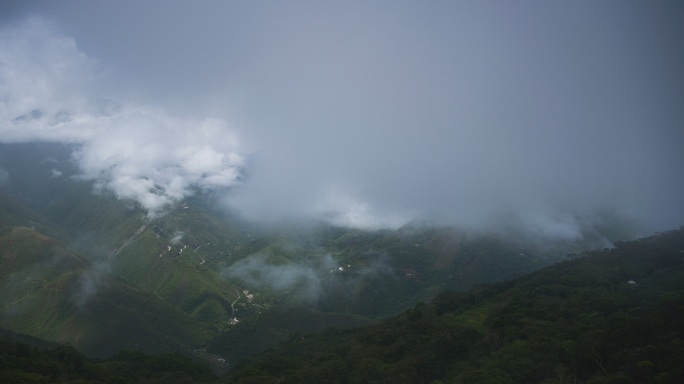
[222,251,394,304]
[0,18,245,215]
[72,107,243,214]
[71,261,110,308]
[0,18,98,142]
[314,186,412,230]
[170,231,184,245]
[2,3,684,235]
[222,253,331,303]
[214,1,684,234]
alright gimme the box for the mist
[222,251,394,304]
[222,253,334,303]
[1,1,683,238]
[71,261,110,308]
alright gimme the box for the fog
[222,253,336,303]
[1,1,683,237]
[222,251,394,304]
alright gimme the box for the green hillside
[2,226,682,383]
[0,143,646,366]
[207,307,375,365]
[0,338,219,384]
[0,225,212,357]
[227,228,684,383]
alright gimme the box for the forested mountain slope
[227,228,684,384]
[1,227,682,383]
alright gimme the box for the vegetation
[1,227,682,383]
[0,171,570,360]
[207,307,375,364]
[226,228,684,383]
[0,339,218,384]
[0,225,212,357]
[2,143,677,382]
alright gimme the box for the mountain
[2,226,682,383]
[0,142,643,364]
[227,227,684,383]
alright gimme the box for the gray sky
[1,1,683,236]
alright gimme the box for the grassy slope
[0,226,212,357]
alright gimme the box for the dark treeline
[0,342,217,384]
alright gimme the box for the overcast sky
[1,1,683,236]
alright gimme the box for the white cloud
[0,18,245,216]
[2,5,683,234]
[71,106,244,215]
[0,18,99,143]
[223,254,325,303]
[315,186,410,230]
[518,208,583,242]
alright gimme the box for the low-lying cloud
[2,3,683,236]
[222,251,394,304]
[71,261,110,308]
[0,18,244,215]
[222,253,336,303]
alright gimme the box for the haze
[1,1,683,237]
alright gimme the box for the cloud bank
[0,18,244,215]
[1,2,684,237]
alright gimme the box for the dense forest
[0,341,216,384]
[225,228,684,383]
[2,227,683,383]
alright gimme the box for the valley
[1,2,682,381]
[2,225,682,383]
[0,143,647,367]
